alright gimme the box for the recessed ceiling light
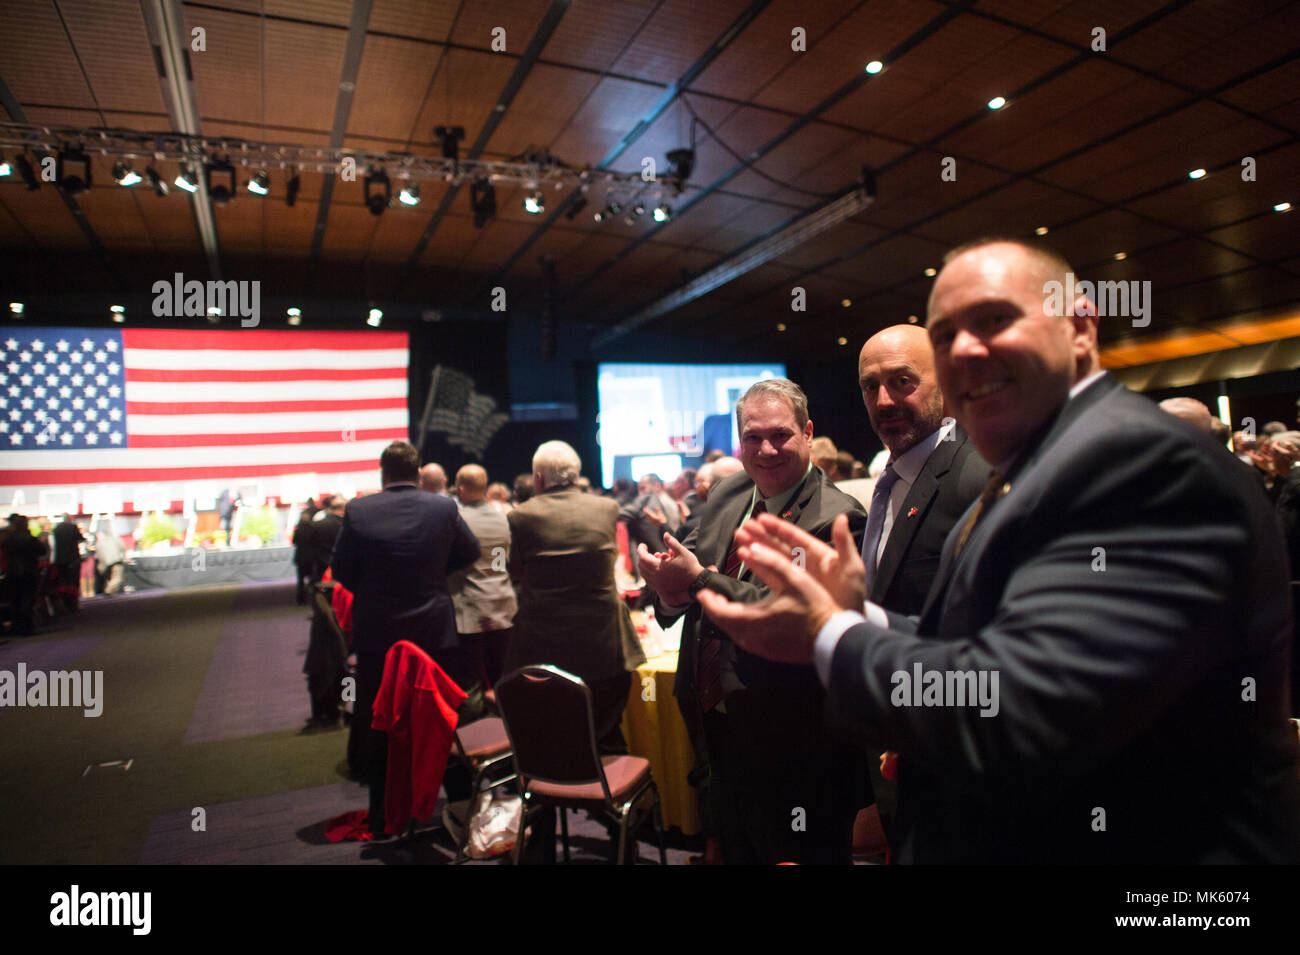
[837,337,848,346]
[109,305,125,313]
[908,315,918,324]
[1188,168,1207,180]
[1113,252,1127,261]
[8,302,23,315]
[776,323,787,332]
[841,298,852,308]
[865,60,883,74]
[1275,202,1292,213]
[367,308,383,327]
[987,96,1007,110]
[1034,226,1048,236]
[923,267,936,277]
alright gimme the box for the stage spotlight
[112,162,142,187]
[0,154,11,177]
[653,203,672,223]
[470,178,496,228]
[247,171,270,195]
[285,173,300,207]
[57,146,91,195]
[287,307,302,326]
[367,308,382,327]
[175,165,199,193]
[523,191,544,215]
[111,304,125,324]
[434,125,465,162]
[145,167,169,196]
[206,157,236,204]
[399,182,420,206]
[9,302,24,315]
[666,148,694,194]
[15,155,39,190]
[207,306,222,324]
[364,167,390,215]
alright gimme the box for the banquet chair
[447,716,516,862]
[496,664,666,865]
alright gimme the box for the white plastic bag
[466,789,522,859]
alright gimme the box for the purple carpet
[182,613,313,744]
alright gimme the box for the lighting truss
[0,122,687,205]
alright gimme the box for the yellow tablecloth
[622,650,700,835]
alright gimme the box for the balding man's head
[1158,397,1213,433]
[858,323,947,457]
[711,456,744,482]
[419,463,447,493]
[925,239,1100,465]
[456,464,488,501]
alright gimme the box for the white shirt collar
[889,419,955,484]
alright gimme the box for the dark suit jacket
[659,467,866,701]
[826,374,1300,863]
[308,512,343,580]
[505,486,644,683]
[871,428,989,617]
[329,485,480,682]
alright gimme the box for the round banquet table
[621,612,700,836]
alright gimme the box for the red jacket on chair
[371,641,467,835]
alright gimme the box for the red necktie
[698,500,765,711]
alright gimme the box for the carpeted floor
[0,581,687,865]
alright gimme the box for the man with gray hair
[505,440,643,754]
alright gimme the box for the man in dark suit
[639,379,867,864]
[697,238,1300,863]
[858,324,989,617]
[855,324,989,847]
[308,495,345,586]
[505,440,643,755]
[330,440,480,834]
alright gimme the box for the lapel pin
[907,507,918,517]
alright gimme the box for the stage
[125,545,296,591]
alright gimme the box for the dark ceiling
[1,0,1298,364]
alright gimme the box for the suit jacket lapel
[870,434,960,602]
[914,375,1119,634]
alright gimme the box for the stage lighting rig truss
[0,122,691,220]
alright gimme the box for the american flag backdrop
[0,327,408,505]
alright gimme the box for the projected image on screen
[595,363,786,486]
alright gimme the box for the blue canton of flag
[0,327,128,451]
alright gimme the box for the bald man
[448,464,517,689]
[1158,397,1214,433]
[856,324,989,617]
[419,463,448,495]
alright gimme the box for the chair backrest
[496,665,610,799]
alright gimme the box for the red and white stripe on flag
[0,327,408,493]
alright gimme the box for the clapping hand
[636,532,704,606]
[696,513,865,665]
